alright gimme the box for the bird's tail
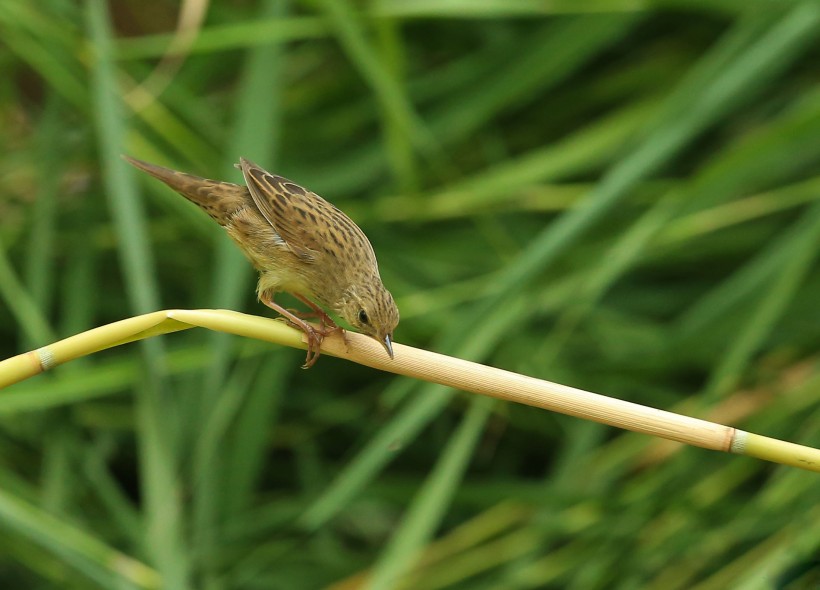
[123,156,251,226]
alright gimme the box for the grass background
[1,0,820,588]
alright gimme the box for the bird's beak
[382,334,394,359]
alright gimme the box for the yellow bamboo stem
[0,311,189,388]
[2,309,818,473]
[732,431,820,472]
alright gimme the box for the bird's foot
[273,317,325,369]
[300,324,325,369]
[262,294,331,368]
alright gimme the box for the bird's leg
[260,294,324,369]
[292,295,350,351]
[283,306,326,323]
[279,295,337,331]
[292,294,340,334]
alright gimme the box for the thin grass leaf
[84,1,190,587]
[0,485,159,589]
[701,200,820,400]
[0,244,55,347]
[114,16,329,60]
[365,397,493,590]
[314,0,438,163]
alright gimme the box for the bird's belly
[257,267,313,299]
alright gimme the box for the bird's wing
[238,158,377,266]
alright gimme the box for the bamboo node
[35,347,56,372]
[730,429,748,454]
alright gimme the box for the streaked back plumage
[125,155,399,358]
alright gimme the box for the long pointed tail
[123,156,251,226]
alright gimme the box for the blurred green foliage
[1,0,819,588]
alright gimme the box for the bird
[124,156,399,368]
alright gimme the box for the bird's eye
[358,310,369,324]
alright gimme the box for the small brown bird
[124,156,399,368]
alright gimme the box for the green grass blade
[84,1,190,587]
[701,201,820,400]
[0,484,159,589]
[365,398,493,589]
[0,244,55,347]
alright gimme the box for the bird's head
[338,279,399,359]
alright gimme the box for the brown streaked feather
[123,156,252,227]
[126,154,399,365]
[239,157,378,267]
